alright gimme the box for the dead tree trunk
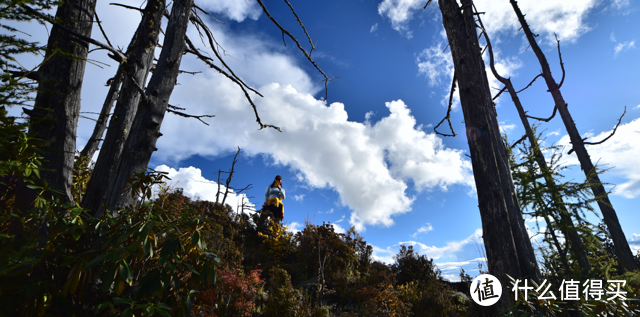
[104,0,194,211]
[509,0,637,272]
[81,0,165,217]
[24,0,97,205]
[80,67,125,161]
[438,0,541,310]
[478,15,592,275]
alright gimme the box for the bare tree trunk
[80,67,125,160]
[479,19,592,275]
[81,0,165,217]
[105,0,194,211]
[509,0,637,272]
[438,0,541,310]
[24,0,97,205]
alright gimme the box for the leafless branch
[584,107,626,146]
[110,3,143,12]
[526,105,558,122]
[283,0,316,55]
[222,147,241,206]
[167,109,215,125]
[423,0,433,9]
[94,11,113,48]
[127,74,147,101]
[434,71,457,137]
[492,86,507,101]
[554,33,565,90]
[185,36,281,132]
[189,13,261,96]
[21,4,127,62]
[255,0,335,101]
[194,4,224,24]
[168,104,186,111]
[510,134,527,149]
[517,73,543,94]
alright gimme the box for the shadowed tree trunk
[509,0,637,272]
[81,0,165,217]
[102,0,194,211]
[80,67,125,161]
[23,0,97,206]
[478,16,592,276]
[437,0,541,310]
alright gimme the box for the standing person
[263,175,285,221]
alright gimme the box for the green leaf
[143,236,154,258]
[120,260,133,285]
[191,230,200,248]
[113,297,131,305]
[155,306,172,317]
[121,307,132,317]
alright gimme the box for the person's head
[272,175,282,187]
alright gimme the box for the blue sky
[8,0,640,281]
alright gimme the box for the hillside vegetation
[1,108,639,316]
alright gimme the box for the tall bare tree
[81,0,166,217]
[509,0,637,272]
[436,0,541,310]
[22,0,97,205]
[476,9,592,276]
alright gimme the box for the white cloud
[370,23,379,33]
[499,122,516,135]
[336,214,346,223]
[612,0,630,10]
[546,130,561,137]
[377,0,425,38]
[614,41,635,58]
[159,74,474,231]
[399,228,483,260]
[417,43,454,87]
[411,223,434,237]
[381,0,601,44]
[293,194,305,202]
[154,165,255,213]
[286,221,303,235]
[371,245,396,264]
[558,117,640,198]
[9,0,474,232]
[635,105,640,110]
[197,0,262,22]
[331,223,346,234]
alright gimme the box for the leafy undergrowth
[1,111,638,316]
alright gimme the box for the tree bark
[105,0,194,211]
[81,0,165,217]
[25,0,97,205]
[438,0,541,310]
[479,24,592,275]
[509,0,637,272]
[80,67,124,161]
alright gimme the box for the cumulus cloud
[154,165,255,213]
[286,222,304,235]
[557,118,640,198]
[9,0,474,232]
[411,223,434,237]
[159,73,474,231]
[417,41,522,109]
[293,194,305,202]
[377,0,426,38]
[197,0,262,22]
[400,228,483,260]
[331,223,347,234]
[370,23,379,33]
[380,0,601,44]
